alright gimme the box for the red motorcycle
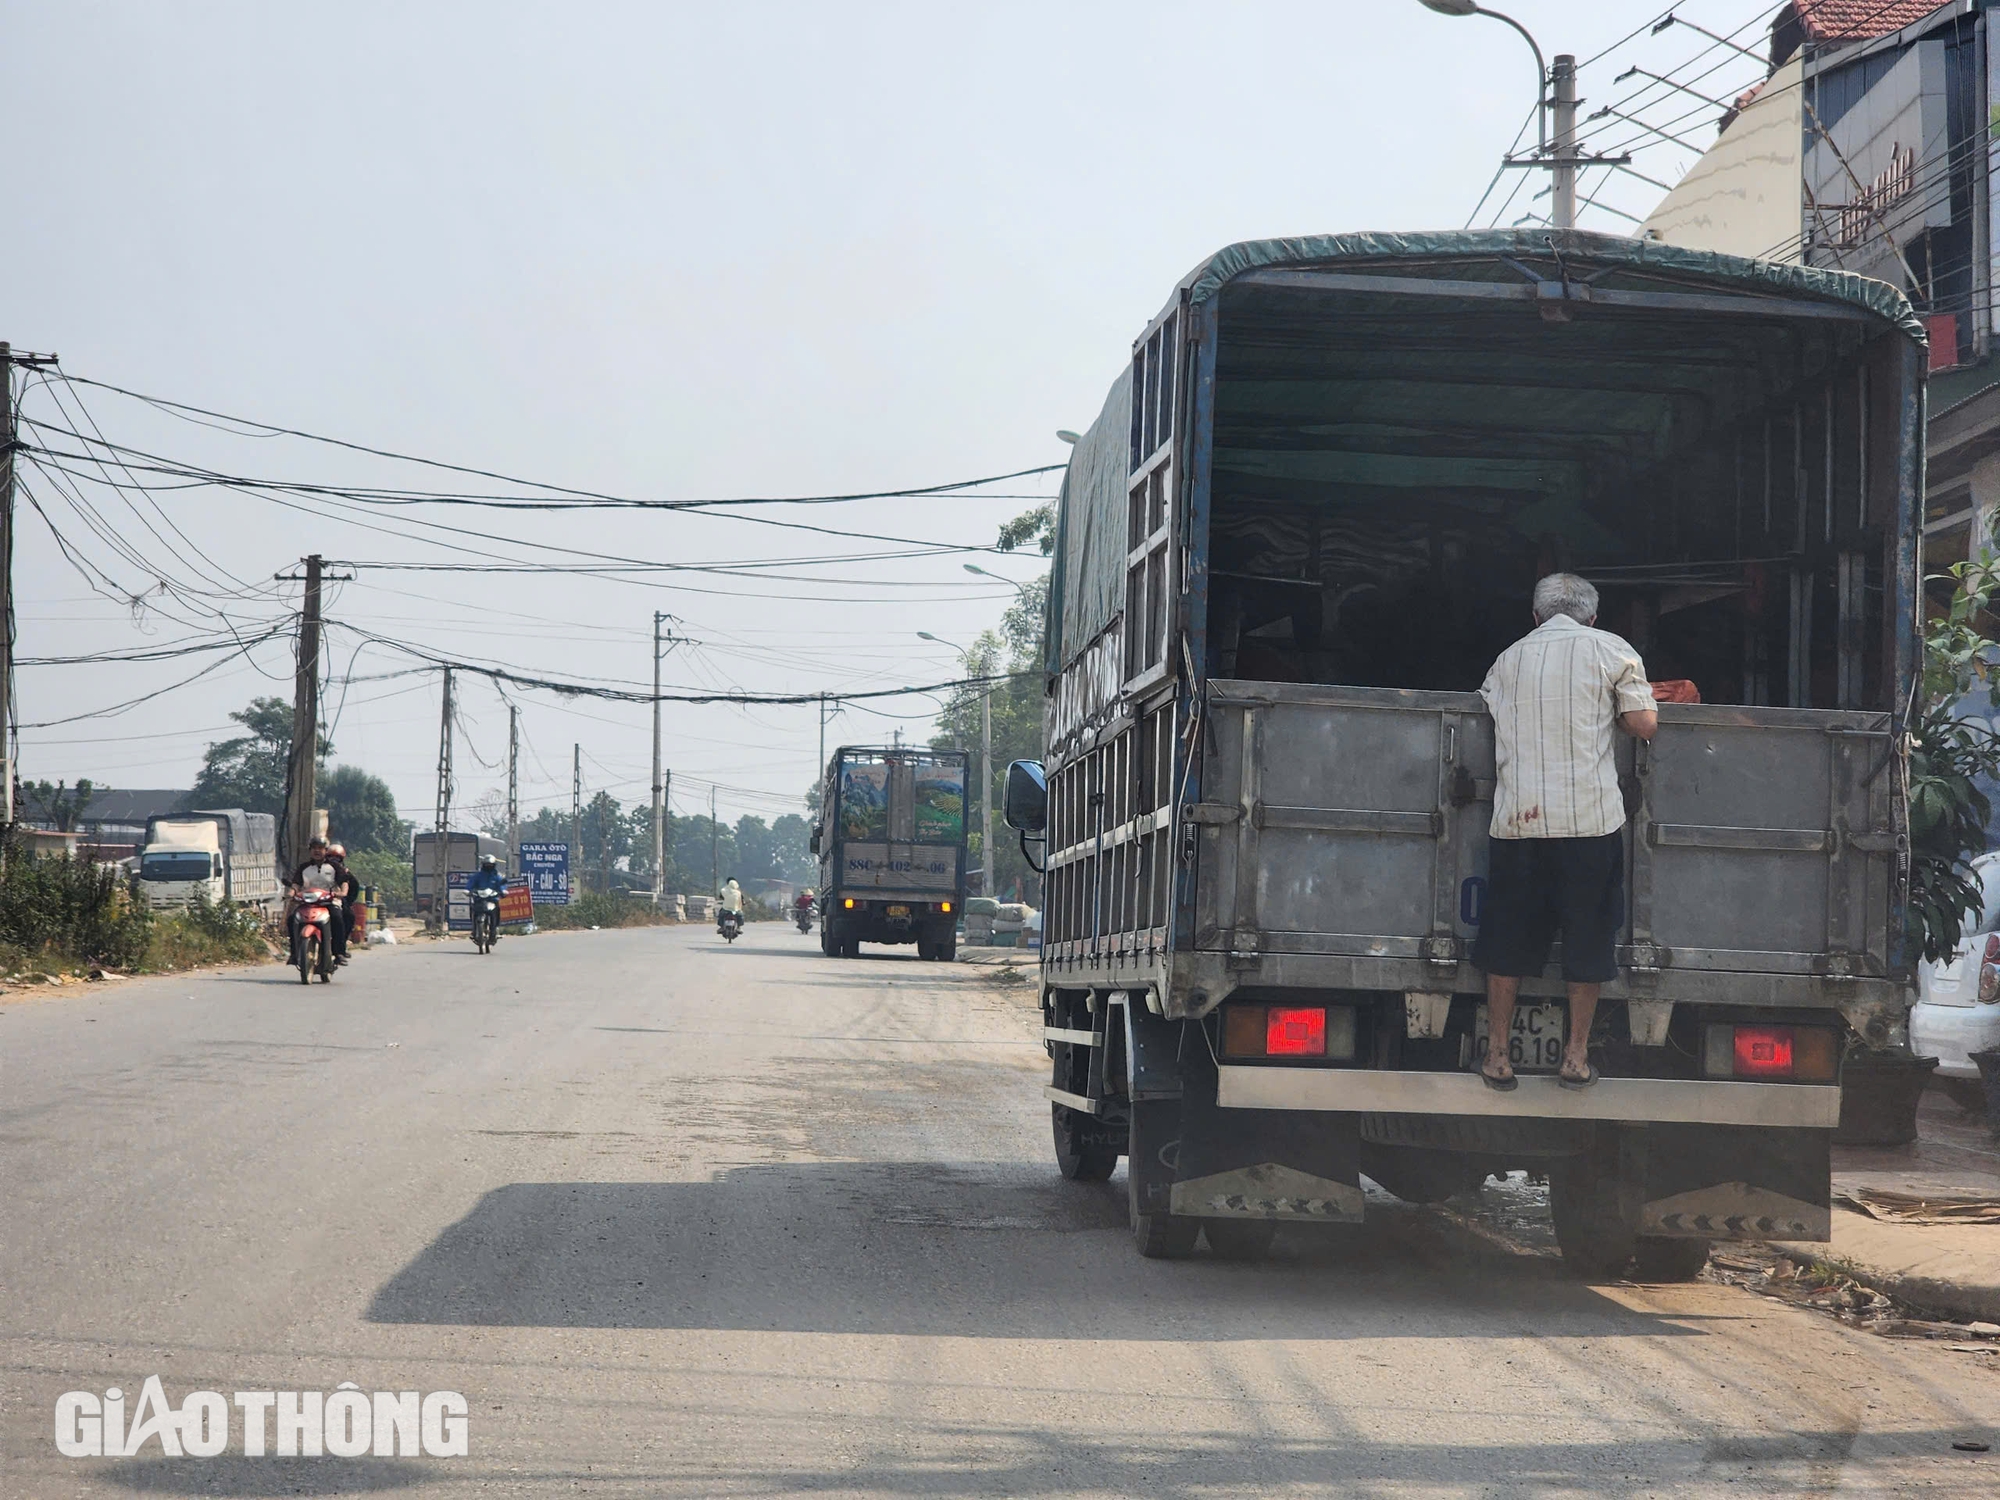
[294,887,338,985]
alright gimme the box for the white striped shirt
[1478,614,1655,840]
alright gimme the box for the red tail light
[1266,1007,1327,1057]
[1732,1026,1794,1078]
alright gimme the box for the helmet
[308,836,328,851]
[481,855,499,870]
[327,843,346,859]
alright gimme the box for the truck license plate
[886,904,910,917]
[1475,1003,1567,1073]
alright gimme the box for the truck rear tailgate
[1190,680,1901,1004]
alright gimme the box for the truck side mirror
[809,822,822,855]
[1003,760,1047,835]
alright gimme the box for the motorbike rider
[470,855,508,943]
[284,837,341,966]
[794,887,815,925]
[326,843,361,966]
[718,876,744,932]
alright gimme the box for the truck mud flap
[1163,1066,1363,1224]
[1639,1124,1830,1241]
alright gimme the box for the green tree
[669,814,736,895]
[1911,554,2000,960]
[930,576,1046,902]
[580,790,632,889]
[321,765,406,854]
[768,814,815,883]
[998,503,1056,557]
[191,698,329,815]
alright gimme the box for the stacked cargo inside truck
[1021,230,1922,1271]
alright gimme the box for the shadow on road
[96,1455,429,1494]
[367,1162,1684,1342]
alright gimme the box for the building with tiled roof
[1772,0,1951,66]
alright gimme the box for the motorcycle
[471,888,501,954]
[718,909,743,944]
[295,887,338,985]
[794,904,814,934]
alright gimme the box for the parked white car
[1912,850,2000,1112]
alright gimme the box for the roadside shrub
[345,850,414,915]
[0,843,151,969]
[144,902,270,971]
[535,892,679,930]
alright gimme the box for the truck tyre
[1631,1237,1711,1282]
[841,934,860,959]
[1549,1149,1638,1280]
[1202,1219,1277,1260]
[1128,1100,1198,1259]
[1052,1103,1119,1181]
[935,929,957,962]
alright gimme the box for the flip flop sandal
[1558,1062,1600,1091]
[1480,1061,1519,1092]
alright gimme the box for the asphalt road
[2,922,1996,1498]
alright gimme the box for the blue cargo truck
[1004,230,1924,1272]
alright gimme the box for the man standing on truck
[1474,573,1657,1090]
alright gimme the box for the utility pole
[0,344,14,839]
[506,705,519,873]
[571,743,583,898]
[1550,53,1578,231]
[431,665,453,931]
[0,345,57,845]
[710,785,719,898]
[661,768,672,896]
[980,684,993,898]
[283,554,324,874]
[651,612,665,905]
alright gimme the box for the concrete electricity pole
[1550,53,1578,231]
[651,612,665,905]
[710,785,719,899]
[571,744,583,898]
[506,704,519,873]
[283,554,324,874]
[1414,5,1622,230]
[0,345,14,837]
[0,344,58,844]
[980,685,994,898]
[431,665,454,931]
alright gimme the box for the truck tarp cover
[1045,229,1924,674]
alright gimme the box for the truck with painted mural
[137,809,281,913]
[1004,229,1925,1274]
[811,746,969,960]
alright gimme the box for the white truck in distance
[137,810,280,913]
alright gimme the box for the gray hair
[1532,572,1599,625]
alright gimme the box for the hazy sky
[4,2,1767,837]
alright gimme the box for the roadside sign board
[448,873,533,931]
[445,870,473,932]
[499,881,533,925]
[519,842,570,907]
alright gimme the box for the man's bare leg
[1563,981,1599,1082]
[1484,974,1519,1082]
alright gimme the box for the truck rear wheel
[1202,1219,1277,1260]
[1052,1103,1119,1181]
[1550,1141,1638,1280]
[841,933,860,959]
[1631,1237,1710,1282]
